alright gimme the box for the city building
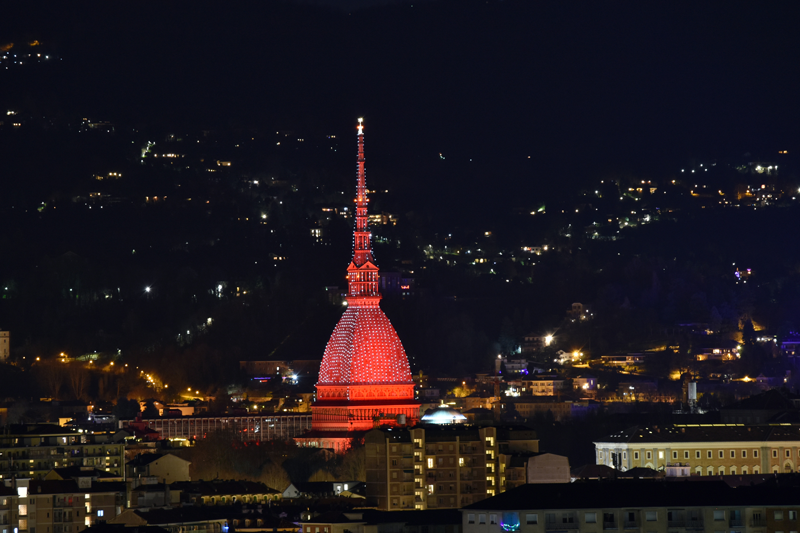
[498,398,600,422]
[0,477,123,533]
[594,424,800,474]
[297,119,419,452]
[460,479,800,533]
[172,480,282,506]
[365,425,538,511]
[573,375,597,395]
[600,354,647,367]
[119,413,311,443]
[109,507,229,533]
[520,375,568,397]
[282,481,362,500]
[720,390,800,424]
[0,331,8,361]
[126,454,190,486]
[0,425,124,480]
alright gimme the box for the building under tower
[296,119,420,452]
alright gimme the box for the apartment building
[520,375,568,397]
[594,424,800,475]
[0,478,122,533]
[0,426,124,480]
[365,425,538,511]
[460,479,799,533]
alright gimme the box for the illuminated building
[365,426,539,510]
[297,119,419,452]
[594,424,800,475]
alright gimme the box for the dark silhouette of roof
[723,389,799,411]
[462,479,800,511]
[172,480,280,495]
[596,424,800,444]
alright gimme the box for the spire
[347,118,380,301]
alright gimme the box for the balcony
[751,519,767,528]
[603,522,617,530]
[729,519,743,527]
[623,520,640,529]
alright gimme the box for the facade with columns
[594,424,800,475]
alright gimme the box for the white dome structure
[420,405,468,425]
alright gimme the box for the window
[789,511,797,520]
[604,513,616,524]
[459,458,464,467]
[391,472,397,479]
[743,450,747,458]
[708,451,713,459]
[645,512,657,522]
[696,451,701,459]
[427,458,434,468]
[754,450,759,458]
[634,452,639,460]
[563,514,575,524]
[773,450,779,458]
[526,514,538,525]
[787,450,792,458]
[658,451,664,460]
[97,510,104,518]
[468,514,475,524]
[719,450,724,459]
[713,511,724,521]
[586,513,597,523]
[776,511,785,521]
[391,459,398,466]
[684,451,689,459]
[479,514,486,524]
[646,451,652,460]
[731,450,736,458]
[672,451,678,459]
[490,515,497,525]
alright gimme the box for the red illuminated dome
[319,306,412,384]
[309,118,420,435]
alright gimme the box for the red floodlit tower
[301,119,419,450]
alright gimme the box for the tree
[67,365,89,401]
[36,363,64,399]
[260,461,291,492]
[113,397,141,419]
[142,400,160,418]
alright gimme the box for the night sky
[3,0,800,207]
